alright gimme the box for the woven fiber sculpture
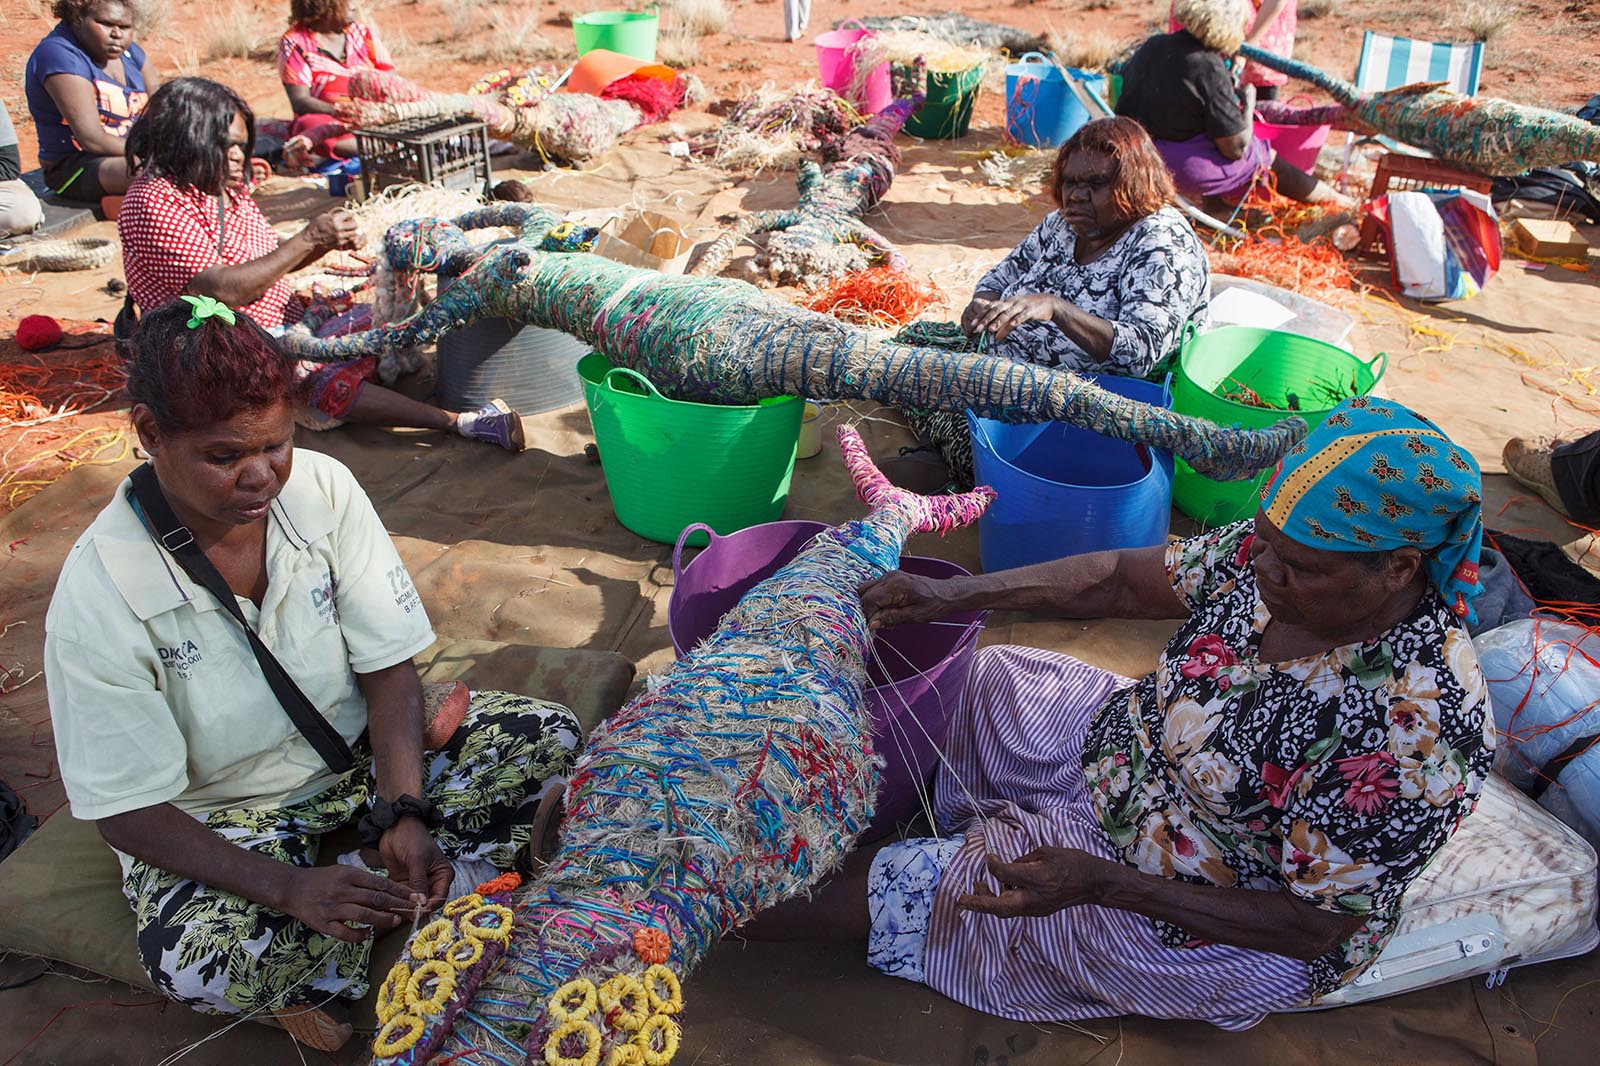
[370,425,993,1064]
[688,73,924,286]
[339,68,685,165]
[280,201,1306,482]
[1240,44,1600,176]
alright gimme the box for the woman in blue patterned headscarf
[1259,396,1484,622]
[752,397,1493,1030]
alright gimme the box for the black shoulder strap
[129,464,356,774]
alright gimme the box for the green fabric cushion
[0,638,634,1027]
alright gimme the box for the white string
[862,623,996,841]
[153,951,345,1066]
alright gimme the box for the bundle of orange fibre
[807,267,944,328]
[1,333,124,425]
[1208,235,1363,305]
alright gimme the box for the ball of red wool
[16,314,63,351]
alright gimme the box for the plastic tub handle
[602,365,666,399]
[966,409,998,456]
[1158,371,1174,409]
[672,522,719,581]
[836,18,870,32]
[1364,350,1389,387]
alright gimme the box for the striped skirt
[874,645,1310,1030]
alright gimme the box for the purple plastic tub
[667,520,985,842]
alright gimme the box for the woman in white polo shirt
[43,298,581,1052]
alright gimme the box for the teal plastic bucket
[1171,325,1388,526]
[573,6,659,62]
[578,353,804,545]
[968,373,1174,571]
[901,62,985,139]
[1005,54,1105,149]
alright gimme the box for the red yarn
[16,315,63,351]
[600,73,685,125]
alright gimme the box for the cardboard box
[593,211,694,274]
[1512,218,1592,260]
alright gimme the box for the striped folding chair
[1345,32,1485,168]
[1353,31,1485,97]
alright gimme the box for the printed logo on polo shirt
[310,572,340,625]
[158,639,203,679]
[385,563,422,615]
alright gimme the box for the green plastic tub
[1172,325,1388,526]
[573,7,659,62]
[899,62,985,139]
[578,353,804,545]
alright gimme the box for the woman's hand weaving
[957,848,1104,918]
[970,293,1064,342]
[859,570,962,630]
[379,816,453,911]
[283,865,417,942]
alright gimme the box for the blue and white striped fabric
[1353,31,1484,96]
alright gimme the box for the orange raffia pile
[1209,233,1363,304]
[806,267,945,329]
[2,333,125,426]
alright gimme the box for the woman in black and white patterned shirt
[889,117,1210,491]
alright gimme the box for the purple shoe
[464,399,526,452]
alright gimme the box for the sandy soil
[2,1,1600,1063]
[2,0,1598,171]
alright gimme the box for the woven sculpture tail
[838,425,995,535]
[1239,44,1365,107]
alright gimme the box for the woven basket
[0,237,118,273]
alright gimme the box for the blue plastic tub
[1005,54,1107,149]
[968,374,1174,571]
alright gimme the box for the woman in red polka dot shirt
[118,78,526,451]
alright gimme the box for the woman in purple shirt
[24,0,161,202]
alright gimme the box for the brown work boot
[271,1001,354,1052]
[1503,437,1569,516]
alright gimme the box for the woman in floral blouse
[749,399,1492,1028]
[886,117,1208,492]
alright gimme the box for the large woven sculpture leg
[1239,44,1600,175]
[368,426,992,1065]
[280,202,1307,481]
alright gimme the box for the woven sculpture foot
[1183,416,1310,483]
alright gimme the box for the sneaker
[1503,437,1569,516]
[461,399,526,453]
[271,1001,353,1052]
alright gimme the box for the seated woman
[120,78,524,450]
[0,100,45,237]
[278,0,394,165]
[753,398,1494,1027]
[1117,0,1347,208]
[24,0,158,203]
[43,300,583,1052]
[889,117,1209,491]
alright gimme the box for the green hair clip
[179,295,237,329]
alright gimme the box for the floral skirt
[119,689,580,1015]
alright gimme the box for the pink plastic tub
[1255,99,1332,175]
[814,19,890,115]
